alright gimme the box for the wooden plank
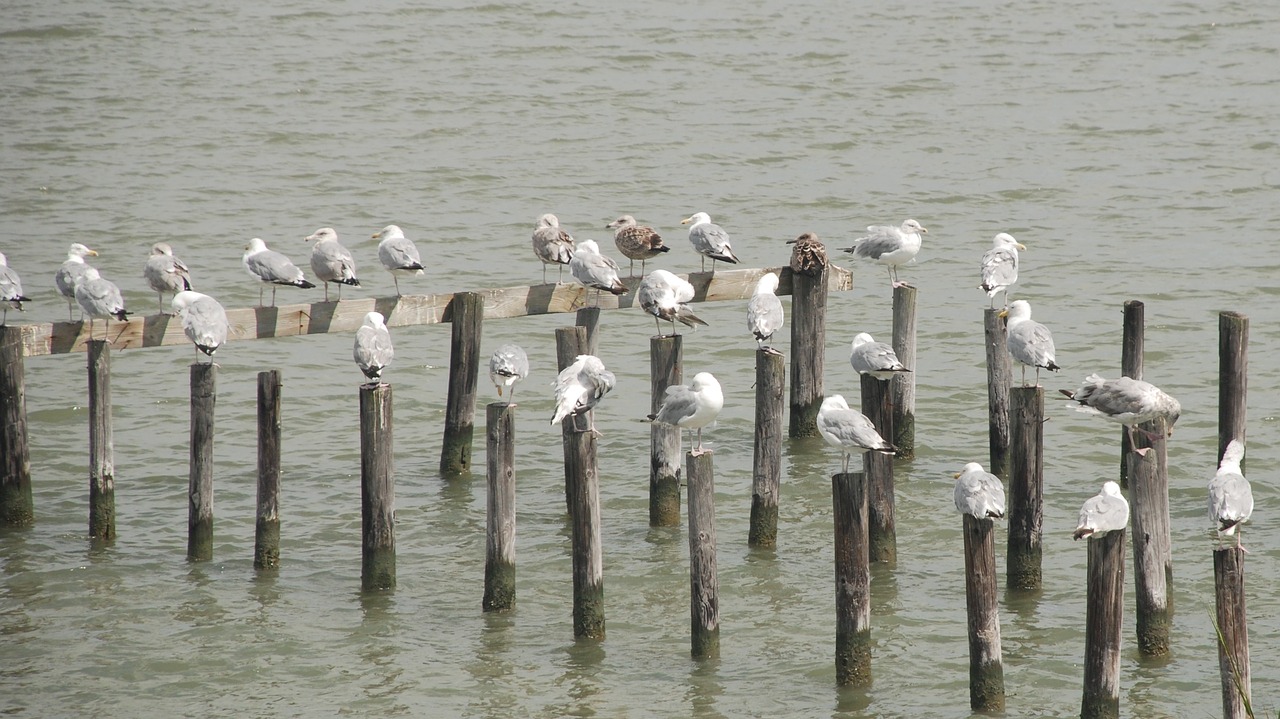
[16,265,853,358]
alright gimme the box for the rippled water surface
[2,0,1279,716]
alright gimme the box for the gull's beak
[920,227,929,234]
[1016,242,1027,250]
[997,309,1009,318]
[87,249,99,256]
[953,471,963,479]
[680,217,693,225]
[371,231,379,239]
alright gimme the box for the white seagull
[849,332,910,380]
[371,224,426,297]
[305,227,360,301]
[532,213,575,284]
[1208,439,1253,551]
[242,238,316,307]
[607,215,668,276]
[1060,373,1181,455]
[681,211,739,272]
[551,354,615,434]
[816,394,895,474]
[648,372,724,455]
[839,218,928,289]
[143,242,193,314]
[171,290,228,363]
[353,311,394,386]
[489,343,530,405]
[978,233,1024,308]
[746,272,784,354]
[1,252,31,324]
[54,243,99,320]
[637,269,706,336]
[74,267,130,341]
[1001,300,1059,386]
[569,239,628,305]
[1073,481,1129,540]
[953,462,1007,519]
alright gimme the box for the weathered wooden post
[1128,421,1171,656]
[1081,529,1126,719]
[789,265,827,438]
[1214,548,1251,719]
[860,373,895,564]
[833,470,871,686]
[254,370,281,570]
[984,308,1012,479]
[749,348,785,548]
[1007,385,1044,590]
[577,307,601,356]
[360,383,395,591]
[87,340,115,541]
[440,291,483,475]
[650,334,682,527]
[483,402,517,612]
[891,284,917,459]
[686,452,719,659]
[963,514,1005,711]
[1119,300,1144,487]
[1218,312,1248,471]
[0,325,33,526]
[187,363,216,561]
[556,326,588,515]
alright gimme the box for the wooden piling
[891,284,917,459]
[556,326,589,515]
[833,471,871,686]
[649,334,682,527]
[1213,548,1251,719]
[1119,300,1144,487]
[749,348,785,548]
[686,451,719,659]
[963,514,1005,711]
[187,363,216,561]
[577,307,601,356]
[1081,529,1126,719]
[0,326,33,526]
[1218,312,1248,472]
[360,383,395,591]
[788,265,827,438]
[484,402,517,612]
[860,373,895,564]
[1007,385,1044,590]
[1127,421,1172,656]
[87,340,115,541]
[254,370,281,570]
[983,308,1012,479]
[439,291,484,475]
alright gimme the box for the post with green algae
[1119,300,1144,487]
[1007,385,1044,590]
[749,347,785,548]
[360,383,395,591]
[983,307,1012,479]
[963,513,1005,711]
[483,402,516,612]
[833,470,871,686]
[891,284,917,459]
[649,334,682,527]
[788,265,827,438]
[1081,528,1125,719]
[254,370,281,570]
[1128,420,1172,656]
[861,373,895,564]
[686,451,720,659]
[0,326,32,526]
[440,292,484,475]
[88,340,116,541]
[187,362,216,560]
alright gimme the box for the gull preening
[0,253,31,324]
[532,213,575,284]
[489,343,530,405]
[372,224,426,297]
[1073,481,1129,540]
[305,227,360,301]
[746,272,784,354]
[607,215,668,276]
[551,354,615,434]
[54,243,99,320]
[979,233,1024,308]
[953,462,1007,520]
[681,212,739,272]
[1001,299,1059,386]
[648,372,724,456]
[839,218,928,289]
[242,238,316,307]
[569,239,628,305]
[353,311,394,386]
[143,242,193,314]
[74,267,130,341]
[637,269,706,337]
[171,290,228,363]
[787,232,828,277]
[1060,373,1181,455]
[849,332,910,380]
[816,394,895,474]
[1208,439,1253,551]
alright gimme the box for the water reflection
[686,656,725,719]
[548,640,606,718]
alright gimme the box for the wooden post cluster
[649,335,682,527]
[1119,300,1144,486]
[749,348,785,548]
[360,383,396,591]
[860,373,895,564]
[1007,385,1044,590]
[1128,420,1172,656]
[0,325,33,526]
[187,363,216,561]
[254,370,282,570]
[983,308,1012,479]
[890,285,917,459]
[832,471,871,686]
[1218,312,1248,470]
[1081,530,1126,719]
[440,292,484,475]
[788,266,827,438]
[963,514,1005,711]
[483,402,517,612]
[1213,548,1251,719]
[87,340,115,541]
[686,452,719,659]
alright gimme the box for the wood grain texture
[254,370,281,570]
[833,471,871,687]
[0,326,32,526]
[984,308,1011,479]
[649,335,682,527]
[686,451,719,659]
[1007,386,1044,590]
[88,340,116,541]
[1128,421,1172,656]
[963,514,1005,711]
[1218,312,1248,474]
[360,383,396,591]
[1213,548,1251,719]
[749,348,785,548]
[484,402,517,612]
[1081,529,1125,719]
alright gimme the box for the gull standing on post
[1000,300,1059,386]
[532,213,575,284]
[681,212,739,272]
[371,224,425,297]
[171,290,228,363]
[978,233,1024,308]
[1208,439,1253,551]
[787,232,828,277]
[637,269,706,336]
[746,272,784,354]
[242,237,316,307]
[551,354,615,435]
[305,227,360,301]
[849,332,910,380]
[816,394,895,474]
[1,253,31,324]
[953,462,1007,519]
[489,343,530,405]
[143,242,193,314]
[648,372,724,456]
[74,267,130,341]
[569,239,628,306]
[607,215,668,276]
[353,311,394,386]
[839,218,928,289]
[1060,373,1181,455]
[54,243,99,320]
[1073,481,1129,540]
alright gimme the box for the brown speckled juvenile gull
[532,213,575,284]
[607,215,668,275]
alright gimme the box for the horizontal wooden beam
[13,265,852,358]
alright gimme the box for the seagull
[787,232,828,277]
[1073,481,1129,540]
[305,227,360,301]
[1,252,31,324]
[353,311,394,386]
[607,215,669,276]
[489,343,530,405]
[143,242,193,315]
[551,354,615,435]
[1060,374,1181,455]
[1000,299,1059,386]
[648,372,724,455]
[532,213,575,284]
[242,237,316,307]
[953,462,1006,519]
[849,332,910,380]
[838,219,928,289]
[569,239,628,305]
[979,233,1024,308]
[74,267,129,341]
[171,290,228,363]
[816,394,895,474]
[637,269,706,336]
[681,212,739,272]
[1208,439,1253,551]
[747,272,784,354]
[371,224,426,297]
[54,243,99,320]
